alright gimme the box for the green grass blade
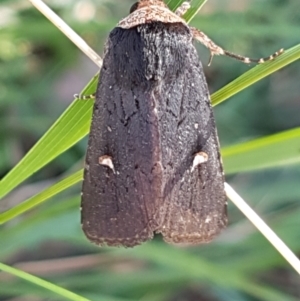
[211,44,300,106]
[0,262,91,301]
[0,76,97,200]
[0,170,83,224]
[222,127,300,174]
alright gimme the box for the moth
[81,0,283,247]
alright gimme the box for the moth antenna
[191,27,284,65]
[223,48,284,64]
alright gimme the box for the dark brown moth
[81,0,283,247]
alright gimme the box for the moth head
[130,0,168,13]
[119,0,183,29]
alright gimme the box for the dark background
[0,0,299,300]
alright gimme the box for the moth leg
[190,27,284,66]
[175,1,191,16]
[74,92,96,100]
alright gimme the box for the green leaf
[222,127,300,174]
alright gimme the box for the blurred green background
[0,0,299,300]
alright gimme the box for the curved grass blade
[0,170,83,224]
[0,75,97,200]
[223,127,300,174]
[0,262,91,301]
